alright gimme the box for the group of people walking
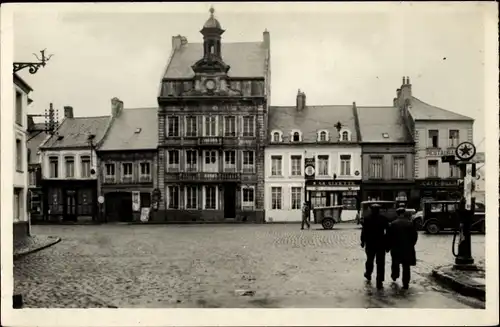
[361,203,419,290]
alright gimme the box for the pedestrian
[386,205,418,290]
[301,201,310,230]
[360,203,389,289]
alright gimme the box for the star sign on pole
[455,141,476,161]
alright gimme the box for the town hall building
[156,8,271,223]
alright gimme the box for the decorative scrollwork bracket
[13,49,53,74]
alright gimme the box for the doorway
[224,183,236,219]
[64,189,77,222]
[105,192,133,222]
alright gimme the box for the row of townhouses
[25,9,483,225]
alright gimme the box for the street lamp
[13,49,53,74]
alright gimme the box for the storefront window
[341,193,357,210]
[311,191,326,208]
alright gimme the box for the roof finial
[209,6,215,17]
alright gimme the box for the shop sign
[132,191,141,212]
[309,180,359,187]
[426,148,456,157]
[418,179,460,188]
[304,157,315,179]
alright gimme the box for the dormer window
[271,130,283,143]
[339,129,351,142]
[382,133,389,139]
[291,130,302,142]
[318,130,328,142]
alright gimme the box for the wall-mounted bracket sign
[304,157,315,179]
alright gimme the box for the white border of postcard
[1,2,499,326]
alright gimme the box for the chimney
[296,89,306,111]
[172,35,185,50]
[111,97,124,117]
[400,75,412,99]
[263,29,270,50]
[64,106,74,118]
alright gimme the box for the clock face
[305,166,315,177]
[205,79,216,90]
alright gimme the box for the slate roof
[99,108,158,151]
[27,130,50,164]
[356,106,412,143]
[41,116,111,149]
[164,42,267,79]
[409,96,473,121]
[268,105,359,143]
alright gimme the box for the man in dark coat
[361,204,389,289]
[386,206,419,289]
[301,201,310,230]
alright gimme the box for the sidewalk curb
[14,237,62,261]
[431,266,485,302]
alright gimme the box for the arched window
[292,132,300,142]
[271,130,283,143]
[341,131,349,141]
[318,130,328,142]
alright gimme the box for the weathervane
[13,49,53,74]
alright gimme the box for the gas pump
[443,141,478,270]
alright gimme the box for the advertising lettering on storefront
[426,148,456,157]
[132,191,141,212]
[306,180,360,191]
[418,179,460,188]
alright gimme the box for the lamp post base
[454,257,478,271]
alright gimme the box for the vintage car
[419,200,486,234]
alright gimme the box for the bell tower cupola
[191,6,230,75]
[201,6,224,59]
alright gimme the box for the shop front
[305,179,361,222]
[361,181,415,208]
[42,179,98,223]
[415,178,462,209]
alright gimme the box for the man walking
[361,204,389,289]
[386,205,419,289]
[301,201,310,230]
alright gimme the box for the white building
[38,106,112,222]
[13,73,32,242]
[265,91,362,223]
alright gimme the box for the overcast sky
[13,2,487,149]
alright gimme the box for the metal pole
[454,161,477,270]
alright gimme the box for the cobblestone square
[14,224,485,308]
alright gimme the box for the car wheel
[322,218,334,230]
[426,222,440,234]
[413,218,423,230]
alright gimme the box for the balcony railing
[139,175,152,183]
[103,176,117,184]
[197,137,223,146]
[166,172,241,183]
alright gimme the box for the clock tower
[191,6,232,95]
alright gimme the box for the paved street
[14,223,485,308]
